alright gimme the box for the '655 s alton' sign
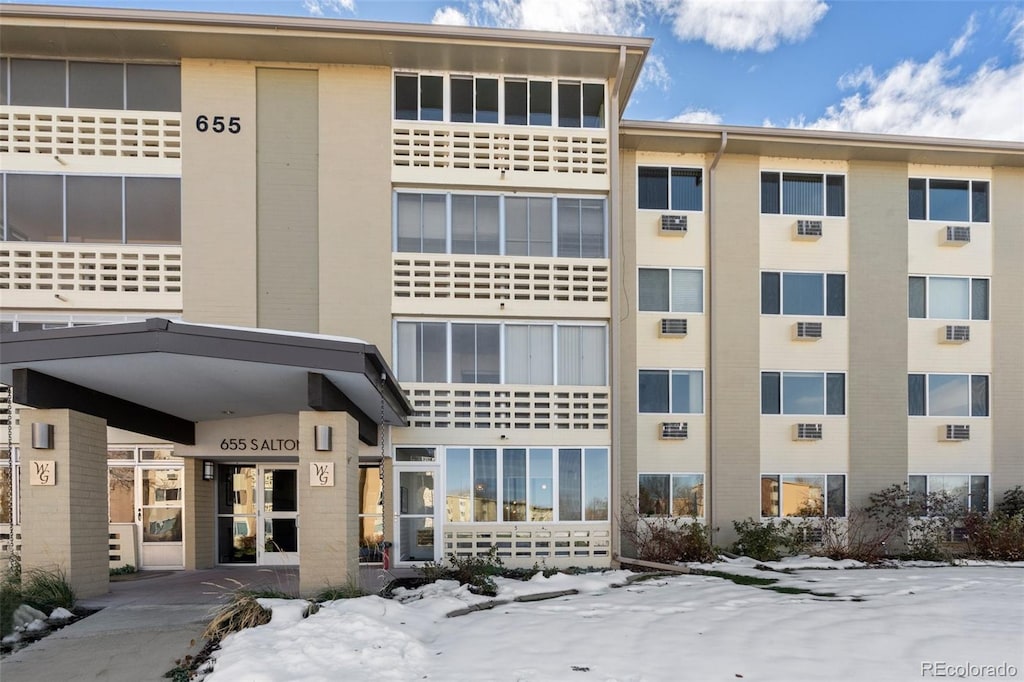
[220,438,299,452]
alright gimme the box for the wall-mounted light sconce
[314,425,333,452]
[31,423,54,449]
[202,460,215,481]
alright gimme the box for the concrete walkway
[1,567,299,682]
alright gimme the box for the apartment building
[0,5,1021,598]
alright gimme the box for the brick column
[183,458,215,569]
[297,411,359,597]
[19,409,109,599]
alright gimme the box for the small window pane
[782,272,824,316]
[970,476,989,514]
[971,181,989,223]
[638,268,669,312]
[451,195,476,254]
[10,59,65,106]
[929,179,969,222]
[639,474,670,516]
[446,449,472,522]
[639,370,669,413]
[503,449,527,522]
[529,81,552,126]
[761,172,780,214]
[826,475,846,518]
[580,199,605,258]
[126,64,180,111]
[671,370,703,414]
[761,475,780,517]
[638,167,669,210]
[783,372,824,415]
[584,448,608,520]
[476,324,500,383]
[782,475,824,516]
[672,474,704,517]
[475,78,498,124]
[420,75,443,121]
[782,173,823,216]
[671,168,702,211]
[928,374,969,416]
[67,176,122,243]
[0,57,8,105]
[558,449,582,521]
[473,449,497,522]
[908,277,926,318]
[825,175,845,217]
[971,279,989,321]
[422,195,446,253]
[826,274,845,316]
[761,372,781,415]
[69,62,123,109]
[971,375,988,417]
[761,272,781,315]
[557,198,581,257]
[582,83,604,128]
[529,449,553,521]
[394,74,418,119]
[908,178,927,219]
[908,374,926,416]
[929,277,969,320]
[505,80,527,125]
[558,82,581,127]
[671,269,703,313]
[396,193,422,252]
[125,177,180,244]
[826,373,845,415]
[908,475,927,504]
[451,77,474,123]
[6,174,63,242]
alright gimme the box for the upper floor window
[909,178,989,223]
[395,192,606,258]
[393,72,605,128]
[396,321,607,386]
[1,173,181,245]
[761,171,845,217]
[762,271,845,316]
[638,369,704,414]
[761,371,846,415]
[908,276,989,321]
[908,374,988,417]
[1,58,180,111]
[761,474,846,518]
[638,268,704,313]
[637,166,703,211]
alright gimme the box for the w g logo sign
[30,461,56,486]
[310,462,334,487]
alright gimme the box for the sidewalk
[1,567,299,682]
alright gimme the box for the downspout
[707,131,727,544]
[609,45,626,565]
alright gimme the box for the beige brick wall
[183,457,215,569]
[19,410,109,599]
[617,148,639,554]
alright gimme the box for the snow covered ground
[204,559,1023,682]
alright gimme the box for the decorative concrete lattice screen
[0,526,22,559]
[0,244,182,295]
[0,525,137,571]
[0,384,23,433]
[404,384,610,430]
[393,123,609,175]
[393,256,610,303]
[0,106,181,159]
[444,525,611,566]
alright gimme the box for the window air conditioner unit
[659,422,688,440]
[660,214,687,235]
[940,325,970,344]
[943,225,971,245]
[941,424,970,442]
[793,321,823,340]
[793,423,823,441]
[794,219,823,240]
[659,318,688,337]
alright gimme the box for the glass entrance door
[395,468,438,564]
[217,464,299,565]
[107,453,185,570]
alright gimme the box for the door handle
[137,508,142,522]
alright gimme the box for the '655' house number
[195,115,241,134]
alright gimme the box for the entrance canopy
[0,318,411,445]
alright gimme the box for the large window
[761,271,845,316]
[446,447,608,523]
[1,173,181,244]
[637,473,704,517]
[909,178,989,223]
[395,192,606,258]
[396,321,607,386]
[393,72,605,128]
[761,372,845,415]
[908,374,989,417]
[638,268,704,313]
[908,276,989,321]
[637,166,703,211]
[761,474,846,518]
[638,369,704,414]
[761,171,845,217]
[909,475,989,514]
[2,58,180,111]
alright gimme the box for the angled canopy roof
[0,318,412,445]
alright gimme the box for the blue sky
[8,0,1024,140]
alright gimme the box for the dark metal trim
[307,373,378,446]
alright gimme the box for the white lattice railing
[393,122,609,176]
[404,383,610,431]
[443,523,611,567]
[1,243,182,306]
[393,254,610,304]
[0,525,140,570]
[0,105,181,160]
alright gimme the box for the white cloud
[1006,6,1024,58]
[669,108,723,124]
[790,18,1024,142]
[432,7,470,26]
[653,0,829,52]
[636,53,671,91]
[455,0,646,35]
[303,0,355,17]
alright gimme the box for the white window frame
[760,169,847,217]
[760,473,847,519]
[760,370,846,416]
[637,267,705,314]
[760,270,846,317]
[908,473,989,515]
[635,165,705,212]
[908,275,990,321]
[636,472,705,518]
[637,368,705,415]
[908,176,990,223]
[908,373,989,417]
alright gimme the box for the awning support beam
[306,372,378,446]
